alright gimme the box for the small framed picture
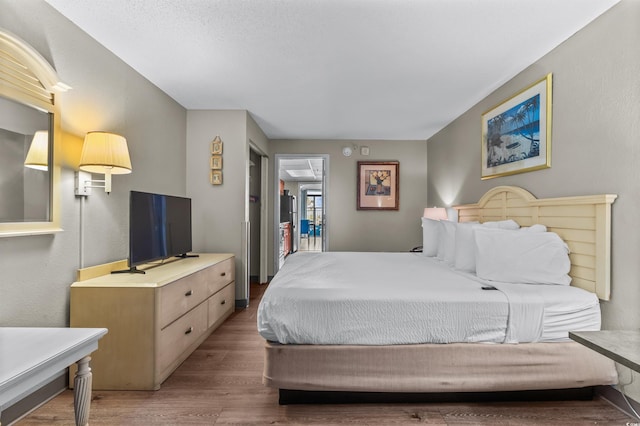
[211,137,223,155]
[210,155,223,169]
[357,161,399,210]
[210,170,223,185]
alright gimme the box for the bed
[258,186,619,402]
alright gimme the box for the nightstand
[569,330,640,373]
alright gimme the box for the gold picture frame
[481,73,552,180]
[210,155,222,170]
[211,136,223,155]
[210,170,222,185]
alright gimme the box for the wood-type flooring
[17,283,636,425]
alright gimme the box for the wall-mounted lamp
[423,207,448,220]
[24,130,49,171]
[75,131,132,195]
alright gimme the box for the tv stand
[70,253,235,390]
[111,266,146,274]
[175,253,200,259]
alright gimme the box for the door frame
[259,155,269,284]
[247,143,269,288]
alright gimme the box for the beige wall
[427,0,640,399]
[186,110,247,302]
[270,139,428,259]
[186,111,269,303]
[0,0,187,326]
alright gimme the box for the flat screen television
[125,190,194,273]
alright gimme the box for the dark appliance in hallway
[280,192,298,254]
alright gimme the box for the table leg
[73,356,93,426]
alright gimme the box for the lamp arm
[74,170,113,195]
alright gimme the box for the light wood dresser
[70,253,235,390]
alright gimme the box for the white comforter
[257,252,601,345]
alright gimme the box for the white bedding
[257,252,601,345]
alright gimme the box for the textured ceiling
[279,158,324,182]
[45,0,620,140]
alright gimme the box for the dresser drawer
[208,282,234,328]
[205,257,235,295]
[158,270,208,329]
[157,301,208,375]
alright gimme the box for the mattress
[257,252,601,345]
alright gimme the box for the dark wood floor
[18,283,635,425]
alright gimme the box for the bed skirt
[263,341,618,393]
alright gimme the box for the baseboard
[0,372,67,425]
[596,385,640,421]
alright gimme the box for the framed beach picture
[481,73,552,180]
[357,161,399,210]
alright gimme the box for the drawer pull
[185,327,193,335]
[221,299,226,305]
[185,290,193,297]
[220,272,226,277]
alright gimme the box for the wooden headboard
[454,186,617,300]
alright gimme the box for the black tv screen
[165,195,192,257]
[129,191,192,267]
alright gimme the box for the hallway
[297,234,322,252]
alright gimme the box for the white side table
[0,327,107,426]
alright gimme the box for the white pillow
[453,221,509,273]
[435,221,447,260]
[453,222,479,272]
[481,219,520,230]
[474,228,571,285]
[421,217,440,257]
[520,224,547,232]
[439,220,457,265]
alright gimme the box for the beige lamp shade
[24,130,49,171]
[423,207,448,220]
[79,131,132,174]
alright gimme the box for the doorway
[248,145,269,289]
[299,184,322,253]
[274,154,328,273]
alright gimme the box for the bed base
[278,387,595,405]
[264,341,618,399]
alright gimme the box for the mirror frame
[0,29,68,237]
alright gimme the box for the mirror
[0,28,65,237]
[0,96,52,223]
